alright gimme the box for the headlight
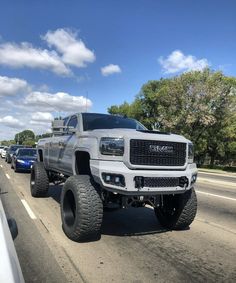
[17,159,25,164]
[188,143,194,163]
[100,138,124,156]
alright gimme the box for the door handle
[59,141,65,147]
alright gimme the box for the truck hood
[84,129,190,143]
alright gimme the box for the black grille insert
[130,139,186,166]
[134,176,188,188]
[144,177,179,187]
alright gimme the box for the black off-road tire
[61,175,103,242]
[30,162,49,197]
[154,188,197,230]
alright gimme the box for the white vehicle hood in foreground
[84,128,190,143]
[0,199,24,283]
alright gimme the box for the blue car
[11,148,37,172]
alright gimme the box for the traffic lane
[198,171,236,183]
[196,180,236,198]
[195,180,236,232]
[1,159,236,282]
[196,185,236,233]
[0,166,68,283]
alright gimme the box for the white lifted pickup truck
[31,113,198,242]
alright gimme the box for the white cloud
[158,50,209,74]
[31,112,54,122]
[0,75,94,139]
[24,91,92,113]
[30,111,53,131]
[0,42,71,76]
[0,76,30,97]
[30,120,51,126]
[43,28,95,68]
[0,115,24,128]
[101,64,122,76]
[0,28,96,77]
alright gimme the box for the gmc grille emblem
[149,145,174,153]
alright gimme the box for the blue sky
[0,0,236,139]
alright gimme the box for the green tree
[15,130,35,145]
[0,140,15,146]
[108,69,236,165]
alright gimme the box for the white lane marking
[199,171,236,178]
[196,190,236,202]
[21,199,37,220]
[0,164,3,168]
[198,177,236,187]
[5,173,10,179]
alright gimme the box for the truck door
[58,115,79,175]
[48,135,62,170]
[48,118,68,170]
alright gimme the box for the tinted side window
[68,116,78,128]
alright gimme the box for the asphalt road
[0,159,236,283]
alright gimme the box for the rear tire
[30,162,49,197]
[61,175,103,242]
[154,188,197,230]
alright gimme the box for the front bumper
[16,161,35,171]
[90,160,197,195]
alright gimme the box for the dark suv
[5,145,24,164]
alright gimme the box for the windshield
[10,145,23,152]
[17,149,37,157]
[82,113,146,131]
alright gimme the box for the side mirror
[66,126,76,134]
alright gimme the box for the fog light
[191,174,197,184]
[102,173,125,187]
[105,175,111,182]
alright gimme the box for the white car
[1,147,9,158]
[0,146,5,155]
